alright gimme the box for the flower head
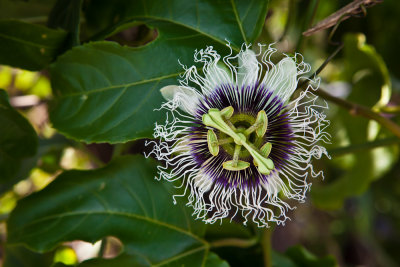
[146,43,330,227]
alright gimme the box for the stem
[312,43,344,77]
[261,227,273,267]
[378,105,400,114]
[329,137,400,156]
[210,237,258,248]
[314,88,400,139]
[297,43,343,89]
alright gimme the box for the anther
[220,106,234,119]
[222,143,250,171]
[260,142,272,157]
[244,110,268,137]
[207,129,219,156]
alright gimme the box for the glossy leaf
[6,155,228,266]
[49,0,269,143]
[0,20,67,70]
[0,90,38,192]
[83,0,269,49]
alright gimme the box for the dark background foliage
[0,0,399,266]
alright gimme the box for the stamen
[260,142,272,157]
[239,134,274,175]
[218,137,234,145]
[220,106,234,119]
[207,129,219,156]
[244,110,268,137]
[202,107,275,175]
[223,144,250,171]
[223,160,250,171]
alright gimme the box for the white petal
[160,85,200,115]
[262,57,297,103]
[237,49,259,87]
[203,62,232,93]
[194,47,233,94]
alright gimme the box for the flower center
[202,106,274,175]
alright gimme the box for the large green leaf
[0,90,38,192]
[0,20,67,70]
[7,155,228,266]
[49,1,269,143]
[83,0,269,49]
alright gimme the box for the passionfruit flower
[146,43,330,227]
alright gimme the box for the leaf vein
[229,0,248,44]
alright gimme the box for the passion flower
[146,44,330,227]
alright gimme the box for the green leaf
[0,89,38,192]
[7,155,228,266]
[0,20,68,71]
[83,0,269,48]
[47,0,83,47]
[50,1,269,143]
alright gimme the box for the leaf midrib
[57,69,184,98]
[10,210,206,245]
[229,0,248,44]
